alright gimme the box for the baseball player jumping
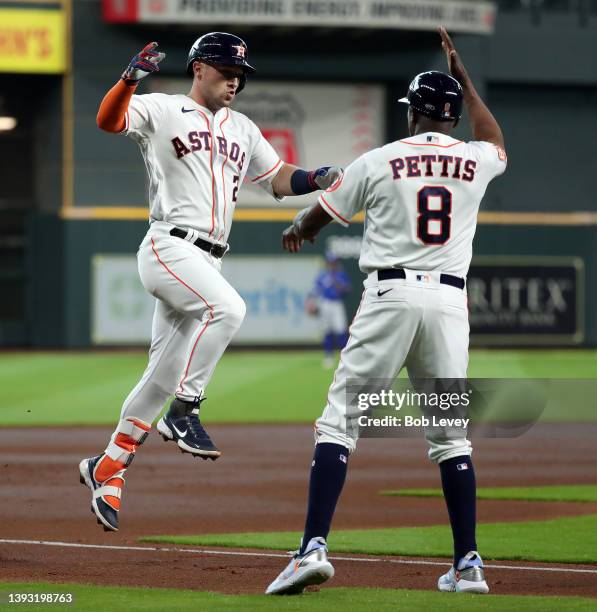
[266,27,506,595]
[79,32,342,532]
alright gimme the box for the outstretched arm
[97,42,165,133]
[438,27,504,149]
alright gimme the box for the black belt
[377,268,465,290]
[169,228,228,258]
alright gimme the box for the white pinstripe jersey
[125,93,283,244]
[318,132,507,277]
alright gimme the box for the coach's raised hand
[438,27,470,88]
[438,26,504,148]
[122,42,166,85]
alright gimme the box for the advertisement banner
[92,254,324,345]
[92,255,155,345]
[103,0,496,34]
[468,257,585,345]
[156,79,385,208]
[0,8,66,74]
[222,255,322,343]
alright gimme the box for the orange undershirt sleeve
[96,80,138,133]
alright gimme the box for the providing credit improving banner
[102,0,496,34]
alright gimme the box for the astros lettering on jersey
[125,92,283,243]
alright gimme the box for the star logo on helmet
[232,44,246,58]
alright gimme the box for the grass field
[143,514,597,564]
[2,349,597,426]
[0,583,594,612]
[381,485,597,503]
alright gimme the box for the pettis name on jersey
[389,154,476,182]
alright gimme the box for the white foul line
[1,539,596,575]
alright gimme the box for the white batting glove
[312,166,343,191]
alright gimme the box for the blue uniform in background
[313,261,351,362]
[315,269,351,302]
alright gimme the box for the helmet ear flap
[236,73,247,94]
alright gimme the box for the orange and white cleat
[79,418,150,532]
[79,455,125,531]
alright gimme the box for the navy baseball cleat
[157,397,221,459]
[79,455,124,532]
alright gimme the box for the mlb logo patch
[339,454,347,464]
[457,463,469,471]
[416,274,431,283]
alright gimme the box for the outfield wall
[28,216,596,348]
[5,5,597,348]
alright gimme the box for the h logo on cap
[232,44,246,58]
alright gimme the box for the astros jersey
[318,132,507,277]
[125,93,283,244]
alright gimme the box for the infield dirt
[1,424,596,597]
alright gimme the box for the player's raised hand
[438,27,469,86]
[122,42,166,84]
[282,224,305,253]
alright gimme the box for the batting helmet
[399,71,463,122]
[186,32,256,93]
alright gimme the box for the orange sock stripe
[114,433,137,453]
[129,418,151,432]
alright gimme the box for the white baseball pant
[315,269,472,463]
[119,221,246,424]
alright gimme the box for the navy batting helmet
[399,71,463,122]
[186,32,256,93]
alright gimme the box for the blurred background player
[78,33,342,532]
[311,253,351,368]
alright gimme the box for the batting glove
[121,42,166,85]
[310,166,343,191]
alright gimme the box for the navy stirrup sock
[301,442,349,554]
[439,455,477,565]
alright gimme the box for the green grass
[0,350,596,426]
[143,514,597,564]
[0,584,595,611]
[381,485,597,503]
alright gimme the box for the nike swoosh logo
[172,424,188,437]
[377,288,393,297]
[181,107,195,113]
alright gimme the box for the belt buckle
[210,242,228,258]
